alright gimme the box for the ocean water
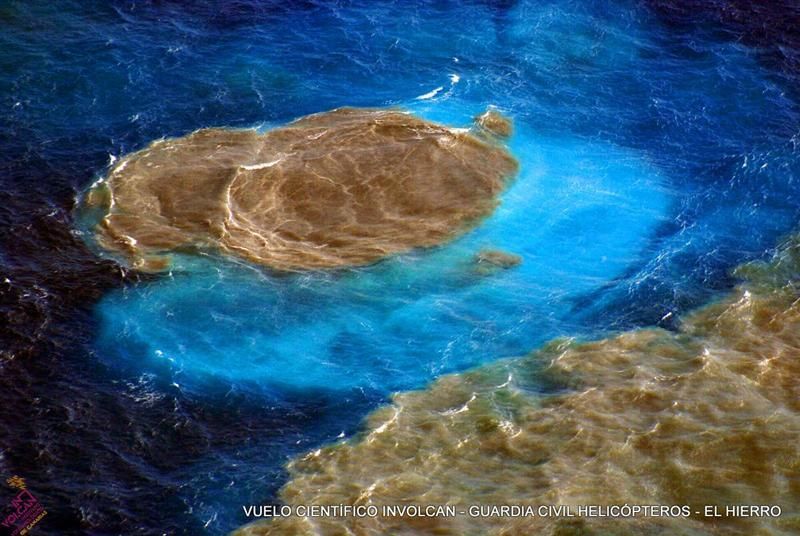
[243,236,800,535]
[1,0,799,534]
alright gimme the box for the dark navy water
[1,1,799,534]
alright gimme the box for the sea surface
[0,1,799,534]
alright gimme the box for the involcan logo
[0,476,47,536]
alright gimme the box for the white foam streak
[415,86,444,100]
[240,158,283,170]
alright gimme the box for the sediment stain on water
[83,108,517,272]
[1,0,800,534]
[237,237,800,536]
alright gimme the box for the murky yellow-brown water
[84,108,517,271]
[236,238,800,535]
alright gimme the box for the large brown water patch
[85,108,517,271]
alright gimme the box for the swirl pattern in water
[84,108,517,271]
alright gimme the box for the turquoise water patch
[94,115,670,394]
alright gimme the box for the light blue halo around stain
[93,111,670,395]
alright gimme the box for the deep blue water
[1,1,799,534]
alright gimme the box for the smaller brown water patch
[85,108,518,272]
[475,109,513,138]
[473,248,522,275]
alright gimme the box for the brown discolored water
[236,237,800,535]
[83,108,517,272]
[474,109,513,139]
